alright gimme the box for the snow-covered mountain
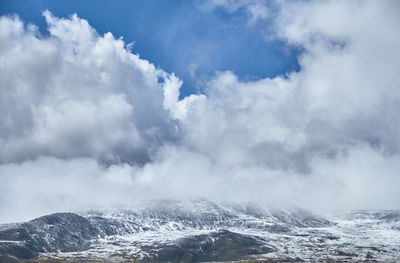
[0,199,399,262]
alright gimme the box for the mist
[1,1,400,223]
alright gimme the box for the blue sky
[1,0,299,97]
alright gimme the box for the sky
[1,0,300,97]
[1,0,400,223]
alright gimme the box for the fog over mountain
[1,0,400,223]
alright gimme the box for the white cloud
[0,156,138,223]
[205,0,270,24]
[161,0,400,208]
[1,1,400,222]
[0,11,178,164]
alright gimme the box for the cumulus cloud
[0,11,179,165]
[1,1,400,222]
[145,0,400,209]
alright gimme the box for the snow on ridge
[1,200,400,262]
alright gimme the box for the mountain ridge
[0,199,399,262]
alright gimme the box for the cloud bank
[1,1,400,222]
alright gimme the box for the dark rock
[0,253,24,263]
[379,211,400,222]
[0,213,99,259]
[147,230,275,262]
[0,243,37,260]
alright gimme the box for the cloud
[0,157,136,223]
[1,1,400,222]
[156,0,400,208]
[0,11,178,165]
[204,0,270,24]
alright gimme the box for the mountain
[0,199,399,262]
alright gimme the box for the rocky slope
[0,199,399,262]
